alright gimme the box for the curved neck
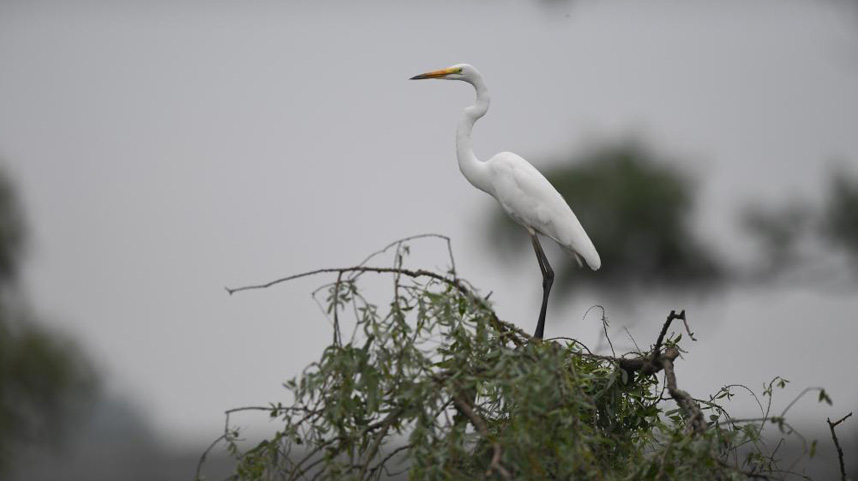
[456,77,492,193]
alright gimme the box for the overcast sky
[1,0,857,449]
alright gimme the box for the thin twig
[827,412,852,481]
[194,433,230,481]
[584,305,615,357]
[227,266,469,300]
[779,387,828,419]
[652,309,686,359]
[352,233,457,278]
[333,272,343,345]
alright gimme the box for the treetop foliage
[201,236,830,481]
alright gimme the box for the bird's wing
[488,152,601,271]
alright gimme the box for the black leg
[529,231,554,339]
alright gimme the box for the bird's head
[409,63,480,83]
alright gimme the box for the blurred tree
[0,165,95,473]
[488,139,722,295]
[0,170,24,284]
[822,167,858,265]
[740,200,812,279]
[740,165,858,281]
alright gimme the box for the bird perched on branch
[410,63,600,339]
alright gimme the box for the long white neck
[456,76,492,194]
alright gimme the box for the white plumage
[482,151,601,270]
[411,63,600,338]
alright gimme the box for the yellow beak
[410,67,459,80]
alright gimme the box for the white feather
[485,151,601,270]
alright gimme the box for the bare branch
[194,432,230,481]
[227,266,476,304]
[352,233,457,278]
[827,412,852,481]
[661,346,705,435]
[779,387,829,419]
[652,309,687,360]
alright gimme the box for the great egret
[410,63,600,339]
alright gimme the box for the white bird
[410,63,600,339]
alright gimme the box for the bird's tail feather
[562,244,601,271]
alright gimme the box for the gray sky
[1,0,857,449]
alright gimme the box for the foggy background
[1,0,856,479]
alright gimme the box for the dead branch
[661,346,705,435]
[827,412,852,481]
[652,309,693,361]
